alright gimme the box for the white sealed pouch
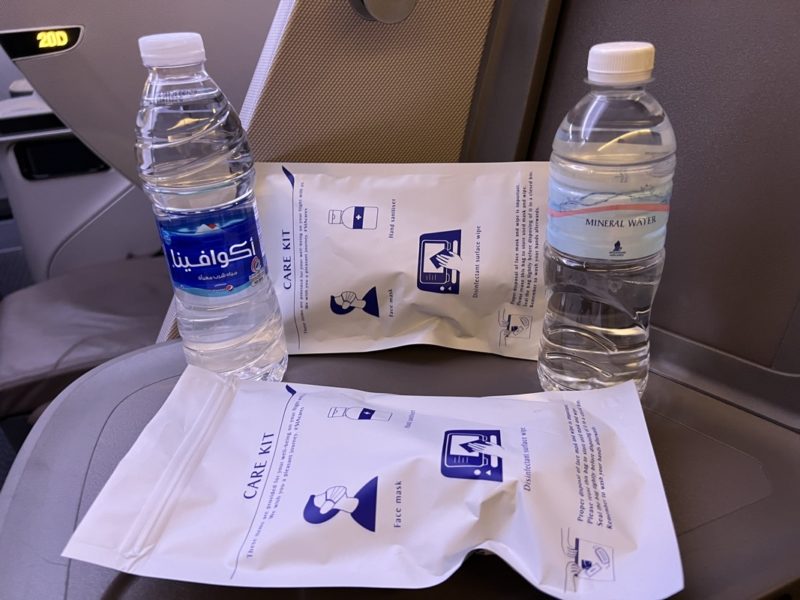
[255,162,548,359]
[64,368,683,599]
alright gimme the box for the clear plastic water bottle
[537,42,676,396]
[136,33,287,381]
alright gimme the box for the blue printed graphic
[330,287,380,317]
[417,230,461,294]
[352,206,365,229]
[282,166,295,187]
[498,309,533,346]
[328,406,392,421]
[440,430,503,482]
[303,477,378,532]
[609,240,626,257]
[562,529,616,591]
[157,203,265,296]
[328,206,379,229]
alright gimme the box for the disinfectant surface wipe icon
[329,206,379,229]
[440,429,503,482]
[417,229,461,294]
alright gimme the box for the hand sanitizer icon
[328,406,392,421]
[328,206,378,230]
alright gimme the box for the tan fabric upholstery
[246,0,494,163]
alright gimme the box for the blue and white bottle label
[158,204,266,296]
[547,178,672,260]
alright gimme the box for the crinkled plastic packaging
[64,367,682,599]
[256,162,549,360]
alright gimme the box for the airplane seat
[0,86,172,417]
[0,257,173,417]
[0,2,562,596]
[0,1,798,599]
[0,0,549,419]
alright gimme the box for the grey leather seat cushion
[0,257,173,416]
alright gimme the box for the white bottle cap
[587,41,655,85]
[328,210,343,224]
[138,32,206,67]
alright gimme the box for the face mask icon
[303,477,379,532]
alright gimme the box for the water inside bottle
[538,245,664,395]
[538,81,675,396]
[137,61,287,381]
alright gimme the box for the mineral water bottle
[136,32,287,381]
[537,42,676,395]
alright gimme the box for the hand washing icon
[561,529,616,592]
